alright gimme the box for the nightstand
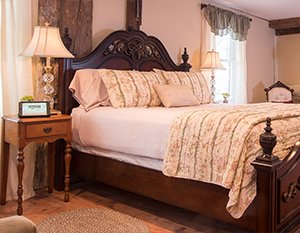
[0,114,72,215]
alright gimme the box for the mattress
[71,104,231,168]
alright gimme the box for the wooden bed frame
[55,29,300,232]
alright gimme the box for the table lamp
[200,49,225,103]
[20,22,74,109]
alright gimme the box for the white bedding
[71,104,230,163]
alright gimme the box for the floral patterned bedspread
[162,103,300,218]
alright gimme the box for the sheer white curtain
[1,0,38,201]
[231,40,247,104]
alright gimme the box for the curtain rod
[201,3,253,22]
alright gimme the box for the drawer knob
[43,127,52,134]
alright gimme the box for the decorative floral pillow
[155,70,211,104]
[100,69,166,108]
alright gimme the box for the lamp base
[42,62,55,110]
[211,74,216,103]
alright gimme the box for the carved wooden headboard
[57,30,191,114]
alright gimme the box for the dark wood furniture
[0,114,72,215]
[265,80,294,103]
[56,29,300,232]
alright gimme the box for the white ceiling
[209,0,300,21]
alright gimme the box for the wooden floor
[0,181,254,232]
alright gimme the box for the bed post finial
[182,48,189,64]
[178,47,192,71]
[252,117,282,165]
[258,117,279,161]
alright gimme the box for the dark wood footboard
[252,118,300,232]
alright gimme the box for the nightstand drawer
[26,122,69,139]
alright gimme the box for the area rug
[37,207,150,233]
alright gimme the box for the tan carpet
[37,207,150,233]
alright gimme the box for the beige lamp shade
[200,50,225,70]
[20,25,74,58]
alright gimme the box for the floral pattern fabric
[155,70,211,104]
[162,103,300,218]
[100,69,166,108]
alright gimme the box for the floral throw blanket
[162,103,300,218]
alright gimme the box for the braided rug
[37,207,150,233]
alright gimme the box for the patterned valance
[203,4,251,41]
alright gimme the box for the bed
[55,29,300,232]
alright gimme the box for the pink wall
[93,0,275,103]
[246,17,275,102]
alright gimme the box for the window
[212,34,247,104]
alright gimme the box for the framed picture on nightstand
[18,101,50,118]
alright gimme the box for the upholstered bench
[0,216,37,233]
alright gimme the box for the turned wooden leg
[0,142,10,205]
[47,142,55,193]
[64,142,72,202]
[17,148,25,215]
